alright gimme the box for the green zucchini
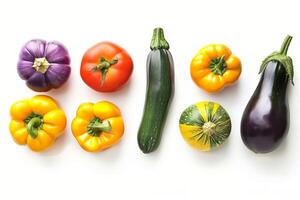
[137,27,174,153]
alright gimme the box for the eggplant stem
[279,35,293,55]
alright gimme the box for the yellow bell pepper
[190,44,242,92]
[9,95,66,152]
[71,101,124,152]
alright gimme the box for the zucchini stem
[150,27,169,50]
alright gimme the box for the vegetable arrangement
[9,28,296,156]
[137,28,174,154]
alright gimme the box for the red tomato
[80,42,133,92]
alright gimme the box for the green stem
[27,117,43,139]
[279,35,293,55]
[259,35,294,84]
[150,27,169,50]
[87,119,112,137]
[93,57,118,86]
[215,55,226,68]
[209,55,227,75]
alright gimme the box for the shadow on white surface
[85,139,125,163]
[100,77,134,99]
[46,76,72,98]
[209,80,241,99]
[241,135,292,175]
[187,137,231,164]
[39,131,68,157]
[74,75,135,106]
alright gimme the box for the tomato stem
[93,57,118,86]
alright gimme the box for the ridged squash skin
[179,101,231,151]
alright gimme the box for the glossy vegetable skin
[72,101,124,152]
[190,44,241,92]
[179,101,231,151]
[80,42,133,92]
[137,28,174,153]
[17,39,71,92]
[241,36,293,153]
[9,95,66,152]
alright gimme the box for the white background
[0,0,299,199]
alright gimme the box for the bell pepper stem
[27,117,42,139]
[209,55,227,75]
[279,35,293,55]
[87,120,112,136]
[215,55,226,68]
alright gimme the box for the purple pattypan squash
[17,39,71,92]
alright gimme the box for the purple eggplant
[241,35,294,153]
[17,39,71,92]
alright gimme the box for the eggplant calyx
[32,57,50,73]
[209,55,227,75]
[93,57,118,86]
[259,35,294,84]
[150,27,169,50]
[87,118,112,137]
